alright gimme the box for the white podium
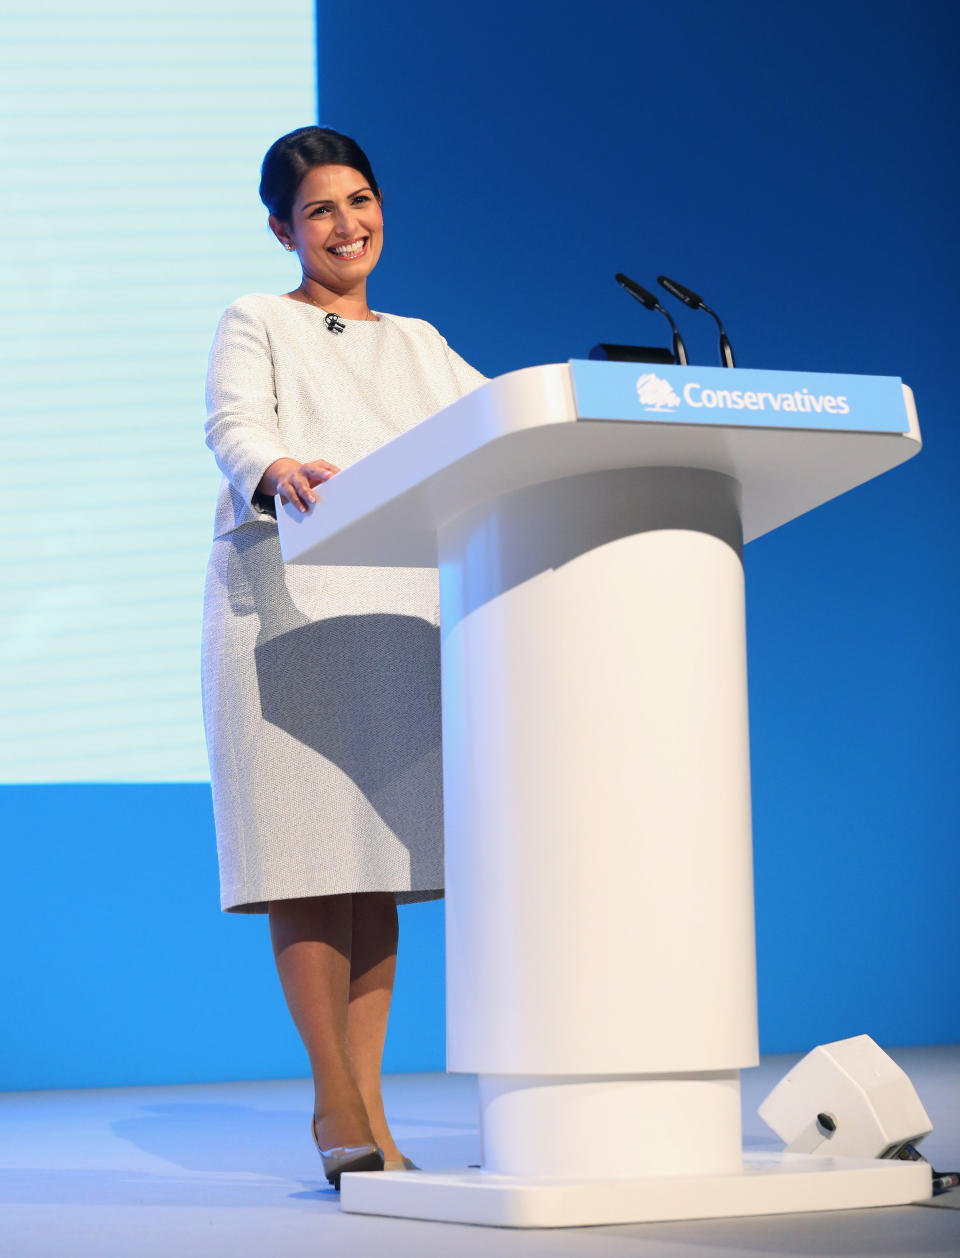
[277,361,930,1226]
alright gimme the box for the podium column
[436,465,757,1178]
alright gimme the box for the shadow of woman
[207,522,445,895]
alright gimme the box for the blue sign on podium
[569,360,908,433]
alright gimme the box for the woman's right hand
[258,458,342,513]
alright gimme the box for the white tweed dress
[201,293,486,913]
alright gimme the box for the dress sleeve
[204,301,296,517]
[441,335,488,395]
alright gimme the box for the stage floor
[2,1046,958,1257]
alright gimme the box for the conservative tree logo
[636,372,681,412]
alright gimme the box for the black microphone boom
[657,274,735,368]
[614,272,689,366]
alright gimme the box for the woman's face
[273,163,384,291]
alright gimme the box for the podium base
[339,1151,931,1228]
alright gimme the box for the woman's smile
[326,235,369,260]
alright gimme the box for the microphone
[324,312,346,335]
[657,275,735,368]
[614,273,688,366]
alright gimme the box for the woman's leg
[267,893,375,1151]
[346,891,403,1162]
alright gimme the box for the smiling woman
[270,163,384,339]
[200,126,486,1189]
[262,130,385,324]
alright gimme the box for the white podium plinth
[278,362,928,1225]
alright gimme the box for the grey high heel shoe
[311,1114,384,1190]
[383,1155,420,1171]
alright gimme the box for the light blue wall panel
[0,2,315,783]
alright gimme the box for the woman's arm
[205,303,342,516]
[441,335,488,395]
[204,302,298,516]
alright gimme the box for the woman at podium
[201,126,485,1187]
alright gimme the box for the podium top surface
[278,361,921,567]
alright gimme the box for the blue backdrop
[3,0,957,1091]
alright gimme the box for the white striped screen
[0,2,317,781]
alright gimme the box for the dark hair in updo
[259,126,381,224]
